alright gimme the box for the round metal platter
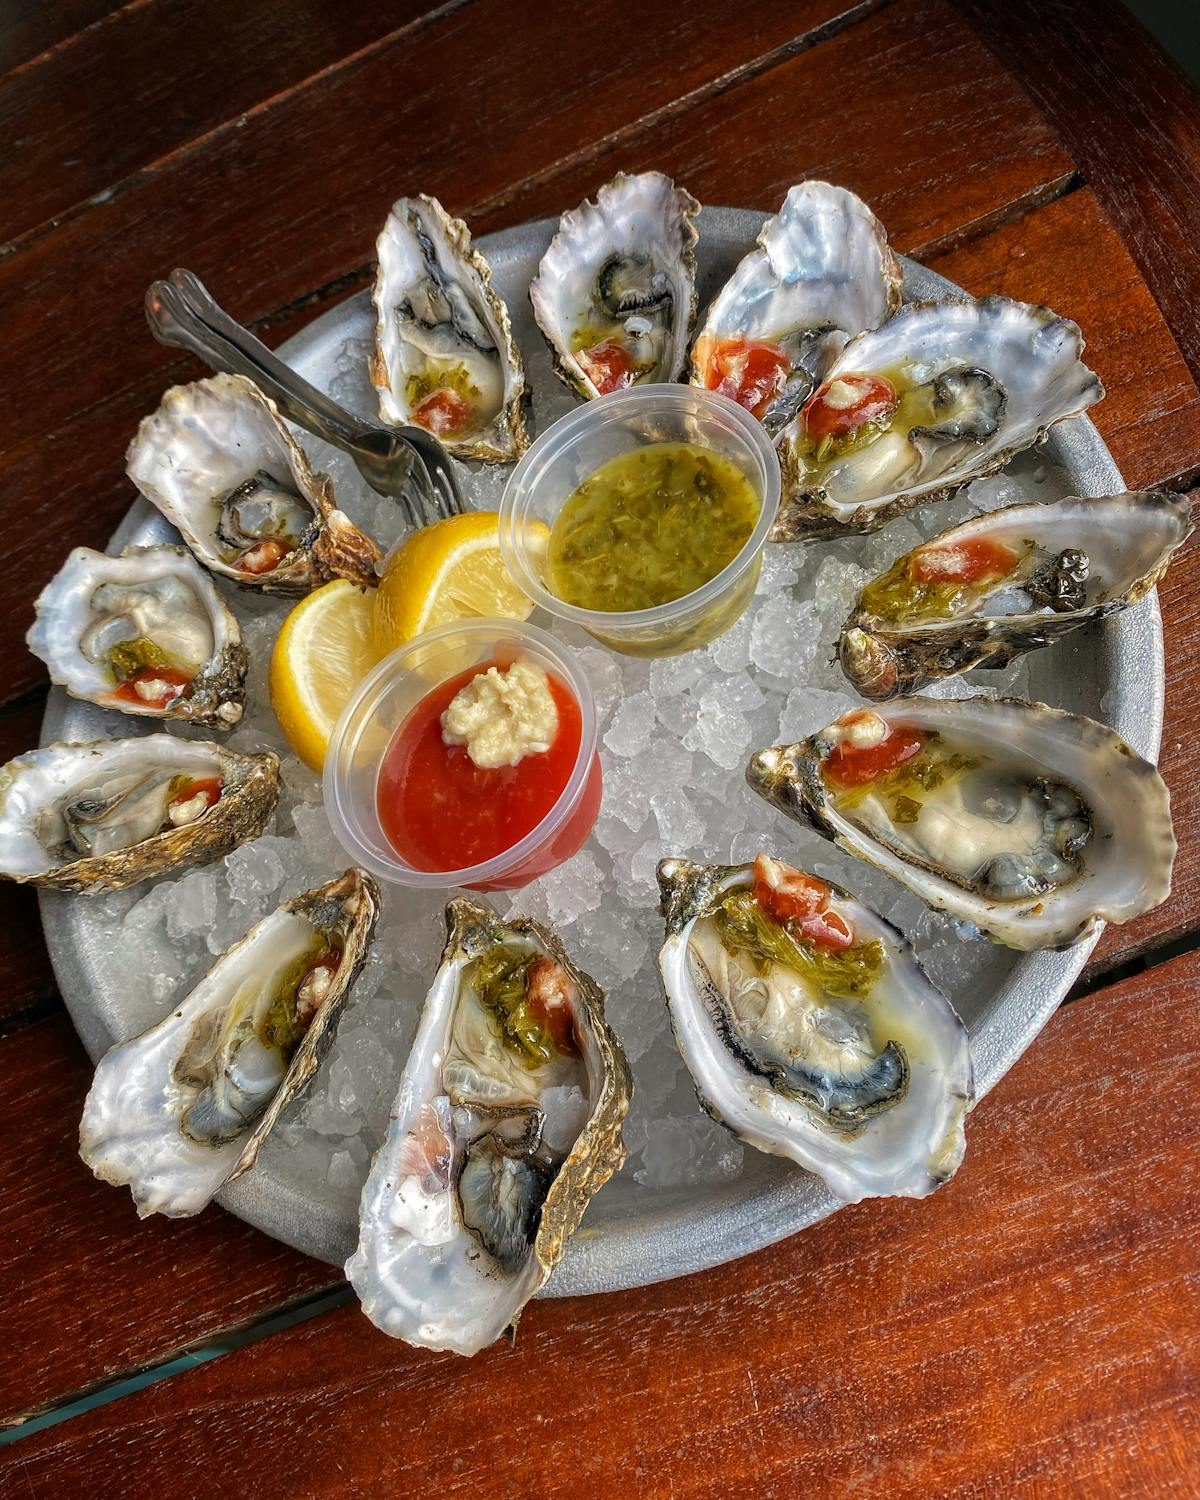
[40,207,1161,1295]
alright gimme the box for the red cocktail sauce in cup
[323,620,601,892]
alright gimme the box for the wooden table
[2,1,1199,1493]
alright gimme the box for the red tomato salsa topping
[377,660,583,872]
[412,387,472,437]
[577,340,639,395]
[802,373,898,442]
[752,853,854,951]
[909,537,1020,586]
[696,336,792,418]
[112,664,191,710]
[821,710,924,788]
[237,538,292,575]
[524,956,580,1057]
[294,949,341,1029]
[168,776,222,818]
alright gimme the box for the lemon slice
[373,511,544,656]
[270,579,379,771]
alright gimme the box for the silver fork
[144,268,464,529]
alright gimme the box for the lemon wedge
[269,579,379,771]
[373,511,544,656]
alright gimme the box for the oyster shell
[346,897,631,1356]
[773,297,1104,539]
[839,491,1193,699]
[27,544,247,728]
[657,856,972,1202]
[747,699,1175,950]
[126,374,380,593]
[79,869,380,1217]
[0,736,278,893]
[530,171,699,398]
[691,180,902,437]
[372,195,529,461]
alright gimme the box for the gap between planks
[4,937,1199,1459]
[0,0,888,264]
[0,0,478,260]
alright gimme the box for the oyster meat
[27,544,247,728]
[530,171,699,398]
[372,195,529,461]
[346,898,631,1356]
[691,180,901,437]
[839,491,1193,699]
[127,374,380,593]
[747,699,1174,950]
[0,736,278,893]
[79,869,380,1217]
[773,297,1103,539]
[657,855,972,1202]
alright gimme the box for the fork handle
[145,269,378,453]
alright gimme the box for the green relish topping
[404,361,480,410]
[833,729,980,820]
[858,555,978,625]
[858,541,1034,626]
[713,888,883,1000]
[109,636,170,683]
[472,943,558,1067]
[260,931,337,1053]
[545,443,760,613]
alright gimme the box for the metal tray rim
[40,206,1159,1297]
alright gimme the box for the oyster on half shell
[747,699,1175,950]
[691,180,902,437]
[27,544,247,728]
[839,490,1193,699]
[0,736,278,893]
[657,856,973,1203]
[530,171,699,399]
[773,297,1103,539]
[127,374,380,594]
[79,869,380,1217]
[372,195,529,461]
[346,898,631,1356]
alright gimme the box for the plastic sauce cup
[323,619,601,891]
[499,384,781,657]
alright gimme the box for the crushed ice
[100,412,1059,1212]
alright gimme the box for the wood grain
[0,0,865,455]
[0,0,1076,706]
[5,946,1196,1496]
[0,1013,335,1425]
[928,189,1200,968]
[1091,522,1200,969]
[0,0,451,247]
[474,0,1074,260]
[955,0,1200,393]
[0,0,126,79]
[926,187,1200,491]
[0,693,56,1022]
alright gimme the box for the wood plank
[474,0,1073,261]
[0,0,870,456]
[0,0,126,78]
[5,944,1197,1494]
[926,191,1200,970]
[954,0,1200,392]
[0,692,56,1023]
[0,1012,336,1425]
[925,187,1200,491]
[1091,523,1200,968]
[0,0,1073,702]
[0,0,450,246]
